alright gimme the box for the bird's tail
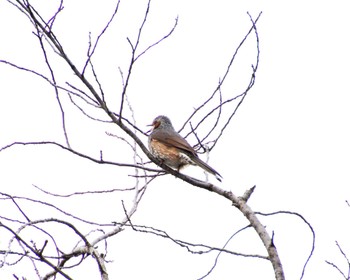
[191,157,222,182]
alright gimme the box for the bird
[148,115,222,181]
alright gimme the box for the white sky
[0,0,350,279]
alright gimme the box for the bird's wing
[151,131,197,157]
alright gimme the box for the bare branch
[118,0,178,120]
[325,241,350,280]
[198,225,253,279]
[135,16,178,61]
[0,220,75,280]
[255,210,315,280]
[179,12,262,137]
[32,13,71,148]
[118,0,152,120]
[82,0,121,76]
[32,184,135,198]
[0,192,112,226]
[0,141,159,172]
[209,11,261,150]
[126,223,267,260]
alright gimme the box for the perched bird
[148,115,222,181]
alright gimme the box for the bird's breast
[149,138,194,169]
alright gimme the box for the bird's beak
[146,123,154,134]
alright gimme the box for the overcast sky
[1,0,350,279]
